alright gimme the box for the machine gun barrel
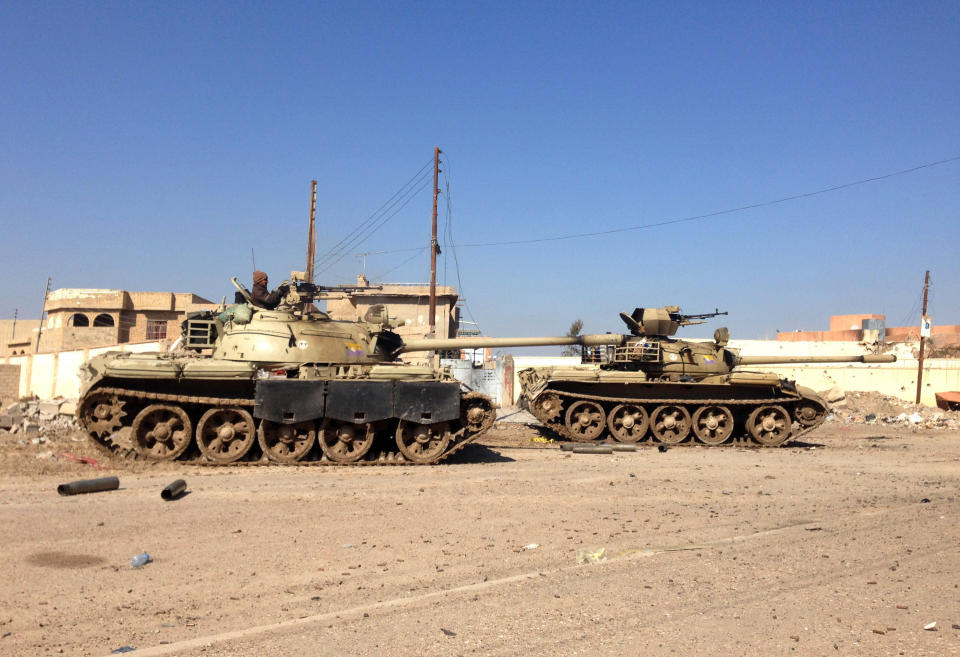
[736,354,896,366]
[677,308,728,323]
[398,333,625,354]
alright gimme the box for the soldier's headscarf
[253,270,268,286]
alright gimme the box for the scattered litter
[923,622,937,631]
[921,498,931,503]
[657,445,668,453]
[55,452,102,469]
[130,553,151,568]
[521,543,539,551]
[872,629,886,635]
[804,526,822,531]
[952,624,960,630]
[896,605,908,610]
[111,647,136,654]
[441,628,456,637]
[577,547,607,565]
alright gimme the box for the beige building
[1,319,43,356]
[322,275,459,359]
[34,289,216,353]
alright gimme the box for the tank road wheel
[258,420,316,463]
[320,419,375,463]
[461,392,496,434]
[78,392,127,437]
[196,407,256,463]
[793,400,826,429]
[606,404,649,443]
[692,405,735,445]
[131,404,193,460]
[747,405,792,446]
[533,393,563,423]
[564,401,606,442]
[650,405,692,444]
[396,420,451,464]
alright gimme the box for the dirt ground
[1,419,958,657]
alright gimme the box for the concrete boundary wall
[2,342,163,400]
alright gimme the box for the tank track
[78,386,496,466]
[526,389,825,447]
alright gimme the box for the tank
[518,306,896,447]
[76,274,623,465]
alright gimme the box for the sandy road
[0,423,958,656]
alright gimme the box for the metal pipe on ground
[572,445,614,454]
[57,476,119,496]
[561,443,636,452]
[161,479,187,500]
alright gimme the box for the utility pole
[915,270,930,404]
[11,308,16,340]
[35,277,51,353]
[306,179,318,282]
[428,146,441,336]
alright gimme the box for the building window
[93,313,115,327]
[69,313,89,327]
[146,320,167,340]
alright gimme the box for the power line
[440,156,483,335]
[354,154,960,254]
[370,247,428,281]
[315,175,433,276]
[314,159,434,275]
[454,154,960,249]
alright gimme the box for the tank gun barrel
[398,333,625,355]
[736,354,896,366]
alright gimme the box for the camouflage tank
[77,274,622,465]
[519,306,896,447]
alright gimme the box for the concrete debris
[823,390,960,431]
[825,387,846,403]
[0,398,81,442]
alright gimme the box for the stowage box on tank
[518,306,896,447]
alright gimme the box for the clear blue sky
[2,1,958,341]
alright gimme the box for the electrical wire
[314,177,433,276]
[313,159,434,276]
[355,154,960,254]
[370,247,428,281]
[440,156,483,335]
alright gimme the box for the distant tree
[561,319,583,356]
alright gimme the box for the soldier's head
[253,270,268,286]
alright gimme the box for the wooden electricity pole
[428,146,441,336]
[35,277,51,352]
[915,269,930,404]
[306,179,318,282]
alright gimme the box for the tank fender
[254,379,462,424]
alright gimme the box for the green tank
[519,306,896,447]
[76,274,622,465]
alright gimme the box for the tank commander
[250,270,289,309]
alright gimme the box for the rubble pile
[0,398,80,445]
[823,388,960,430]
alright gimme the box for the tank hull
[519,366,827,447]
[77,352,495,465]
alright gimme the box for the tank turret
[519,306,896,447]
